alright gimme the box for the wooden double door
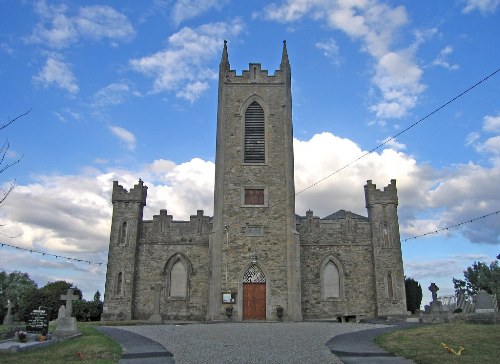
[243,283,266,320]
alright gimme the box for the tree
[0,271,38,322]
[453,258,500,298]
[73,290,103,322]
[21,280,82,321]
[405,277,423,314]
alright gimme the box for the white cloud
[33,55,79,94]
[463,0,500,14]
[315,38,341,65]
[108,126,137,151]
[483,115,500,133]
[92,83,133,107]
[1,131,499,298]
[172,0,229,25]
[378,137,406,151]
[432,46,459,70]
[263,0,425,120]
[28,0,134,49]
[130,20,244,101]
[370,50,425,119]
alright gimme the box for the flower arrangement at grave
[441,342,465,355]
[276,305,284,318]
[15,330,28,343]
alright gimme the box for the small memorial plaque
[244,189,264,205]
[246,225,264,236]
[27,309,49,335]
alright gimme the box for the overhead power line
[402,209,500,242]
[0,242,105,266]
[271,65,500,208]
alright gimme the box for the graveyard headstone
[2,301,13,325]
[26,308,49,335]
[474,290,495,313]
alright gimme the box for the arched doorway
[243,264,266,320]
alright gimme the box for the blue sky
[0,0,499,306]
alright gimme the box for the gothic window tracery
[243,264,266,283]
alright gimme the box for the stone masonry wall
[298,212,377,319]
[132,212,212,321]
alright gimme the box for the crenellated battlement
[112,180,148,206]
[146,209,212,239]
[364,179,398,207]
[225,63,286,84]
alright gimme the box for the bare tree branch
[0,108,32,132]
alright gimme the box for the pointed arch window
[244,101,265,163]
[320,256,346,300]
[164,254,193,300]
[323,261,340,298]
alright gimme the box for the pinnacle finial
[220,40,229,70]
[281,40,290,68]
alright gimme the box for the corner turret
[112,179,147,206]
[364,179,407,316]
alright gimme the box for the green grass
[0,323,122,364]
[375,321,500,364]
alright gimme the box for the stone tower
[365,179,407,316]
[207,41,302,321]
[102,180,147,320]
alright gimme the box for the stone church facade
[102,42,407,322]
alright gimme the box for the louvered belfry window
[244,101,265,163]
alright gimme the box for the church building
[102,42,407,322]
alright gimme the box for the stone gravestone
[54,288,79,337]
[2,301,13,325]
[474,290,496,313]
[26,307,49,335]
[149,284,163,323]
[428,283,444,312]
[57,305,66,322]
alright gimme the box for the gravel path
[116,322,389,364]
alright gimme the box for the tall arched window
[383,223,389,246]
[119,221,127,246]
[323,261,340,298]
[170,260,187,297]
[244,101,265,163]
[387,272,394,299]
[320,256,345,300]
[116,272,123,296]
[164,253,193,300]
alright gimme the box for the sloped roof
[322,209,369,222]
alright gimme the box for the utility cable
[402,209,500,242]
[271,66,500,208]
[0,242,105,266]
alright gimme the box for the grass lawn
[375,321,500,364]
[0,322,122,364]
